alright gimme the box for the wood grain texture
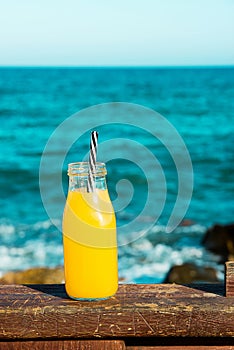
[0,284,234,340]
[0,340,126,350]
[226,261,234,297]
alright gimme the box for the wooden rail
[0,262,233,349]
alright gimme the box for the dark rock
[0,266,64,284]
[164,262,219,283]
[202,223,234,261]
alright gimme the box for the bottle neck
[68,162,107,191]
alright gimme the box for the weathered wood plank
[226,261,234,297]
[0,340,126,350]
[0,284,234,340]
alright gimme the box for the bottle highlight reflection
[62,162,118,300]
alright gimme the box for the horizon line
[0,64,234,69]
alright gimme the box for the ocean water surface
[0,67,233,282]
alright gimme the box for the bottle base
[67,294,114,301]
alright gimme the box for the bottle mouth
[68,162,107,176]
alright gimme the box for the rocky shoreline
[0,266,64,284]
[0,223,233,285]
[164,223,234,283]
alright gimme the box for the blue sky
[0,0,233,66]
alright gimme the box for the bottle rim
[68,162,107,176]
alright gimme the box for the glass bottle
[62,162,118,300]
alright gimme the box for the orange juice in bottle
[62,162,118,300]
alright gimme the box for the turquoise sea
[0,67,233,282]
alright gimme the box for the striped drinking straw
[87,131,99,192]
